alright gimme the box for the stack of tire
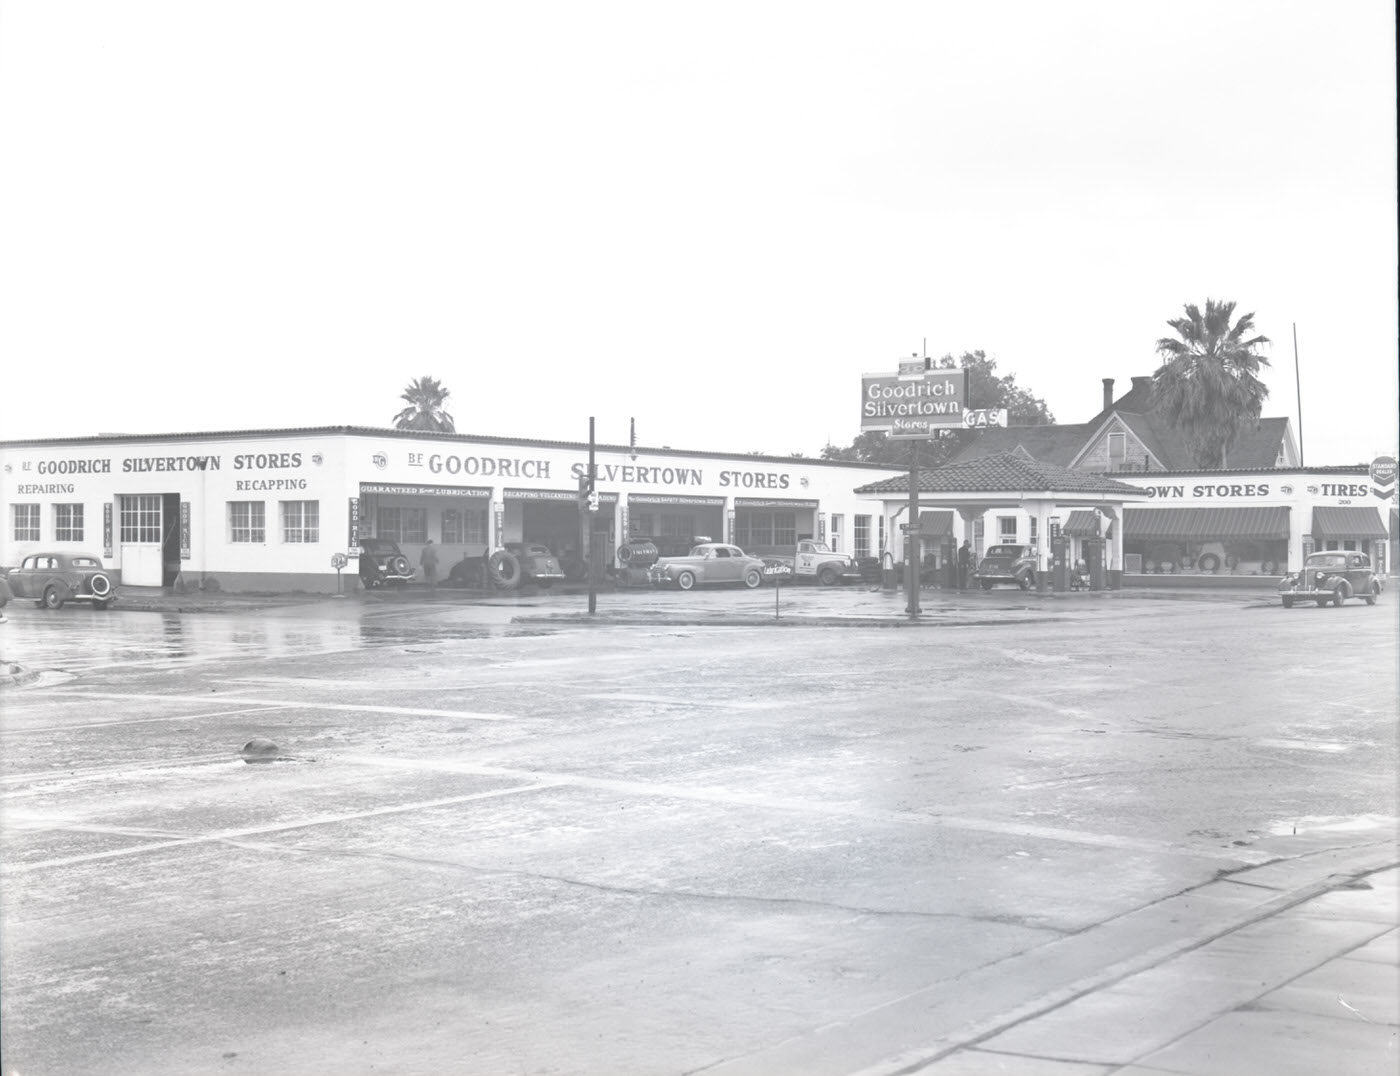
[615,540,659,588]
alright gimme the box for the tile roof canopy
[853,452,1145,496]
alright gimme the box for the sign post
[862,359,968,616]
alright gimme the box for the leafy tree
[1151,300,1270,468]
[393,376,456,433]
[822,351,1054,467]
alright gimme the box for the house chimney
[1102,378,1114,411]
[1131,376,1152,394]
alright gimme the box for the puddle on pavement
[1268,814,1395,836]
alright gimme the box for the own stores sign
[861,364,968,439]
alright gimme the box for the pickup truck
[754,540,864,586]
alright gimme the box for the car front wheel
[743,568,762,589]
[981,580,994,591]
[43,585,65,610]
[1281,596,1294,608]
[817,567,838,587]
[676,570,697,591]
[1365,584,1379,606]
[1018,572,1034,591]
[1333,583,1349,607]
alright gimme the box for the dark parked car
[357,538,415,588]
[975,544,1037,590]
[6,552,117,609]
[505,542,565,588]
[1278,551,1381,608]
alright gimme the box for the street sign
[963,408,1009,428]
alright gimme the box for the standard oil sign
[861,366,968,438]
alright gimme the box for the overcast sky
[1,2,1395,465]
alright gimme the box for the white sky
[1,1,1395,464]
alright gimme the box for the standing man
[420,539,440,589]
[958,538,972,590]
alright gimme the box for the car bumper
[1278,586,1336,600]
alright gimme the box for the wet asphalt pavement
[0,584,1396,1074]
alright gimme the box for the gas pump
[1083,537,1106,591]
[942,537,958,589]
[1051,525,1069,591]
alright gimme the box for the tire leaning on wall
[487,549,522,589]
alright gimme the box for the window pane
[281,501,319,543]
[854,515,871,559]
[12,504,40,542]
[229,501,266,543]
[54,503,84,542]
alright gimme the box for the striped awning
[1312,506,1387,539]
[1124,506,1289,540]
[918,510,954,537]
[1062,510,1100,537]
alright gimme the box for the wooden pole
[906,440,921,615]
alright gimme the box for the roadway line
[35,691,516,721]
[3,781,563,873]
[0,704,295,737]
[337,756,1271,864]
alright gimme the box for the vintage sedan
[357,538,416,588]
[7,552,117,609]
[505,542,566,588]
[975,544,1038,590]
[1278,551,1382,608]
[648,543,766,591]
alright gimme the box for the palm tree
[1152,300,1271,468]
[393,376,455,432]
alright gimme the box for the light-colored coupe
[648,543,767,591]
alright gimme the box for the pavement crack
[296,845,1071,930]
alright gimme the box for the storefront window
[854,515,871,558]
[1125,537,1288,576]
[831,513,844,552]
[54,504,84,542]
[281,501,320,543]
[441,507,487,545]
[229,502,266,543]
[11,503,40,542]
[378,506,427,544]
[734,511,796,549]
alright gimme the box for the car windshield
[1305,554,1347,569]
[985,546,1024,558]
[70,557,101,568]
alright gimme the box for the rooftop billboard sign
[861,367,967,436]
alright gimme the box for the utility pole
[906,438,921,615]
[1293,323,1305,466]
[588,416,597,614]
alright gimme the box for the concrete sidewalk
[886,865,1400,1075]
